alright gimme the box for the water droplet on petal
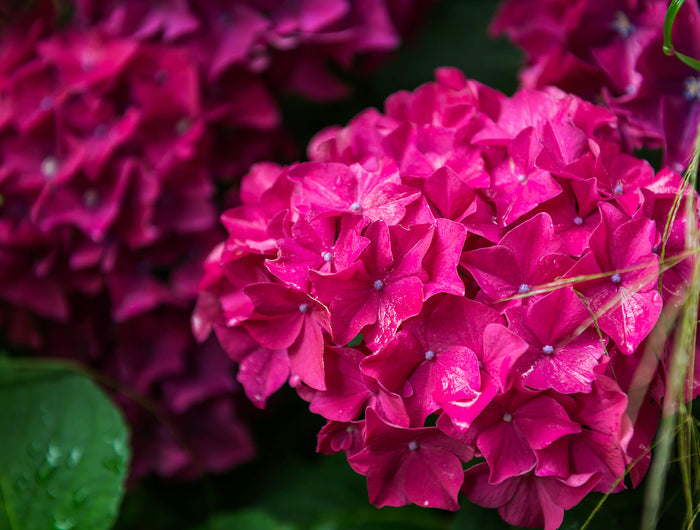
[664,44,675,56]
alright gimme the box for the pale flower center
[613,11,635,38]
[83,189,100,208]
[684,77,700,100]
[41,157,59,178]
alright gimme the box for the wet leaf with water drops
[0,357,129,530]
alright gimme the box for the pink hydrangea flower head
[196,67,698,527]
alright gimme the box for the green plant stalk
[663,0,700,70]
[640,117,700,529]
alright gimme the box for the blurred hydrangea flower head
[491,0,700,173]
[0,0,430,479]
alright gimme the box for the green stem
[640,116,700,529]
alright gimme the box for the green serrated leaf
[0,358,129,530]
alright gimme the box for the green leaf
[0,358,129,530]
[198,509,294,530]
[345,334,364,348]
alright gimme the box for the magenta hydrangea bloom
[74,0,434,101]
[195,67,698,527]
[0,0,435,480]
[491,0,700,172]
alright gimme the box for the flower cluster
[195,68,698,529]
[491,0,700,173]
[0,0,429,478]
[74,0,433,102]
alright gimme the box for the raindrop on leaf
[101,456,125,474]
[14,476,28,492]
[111,438,127,458]
[53,515,75,530]
[46,442,62,466]
[27,440,42,456]
[66,448,83,469]
[73,487,89,508]
[37,461,57,482]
